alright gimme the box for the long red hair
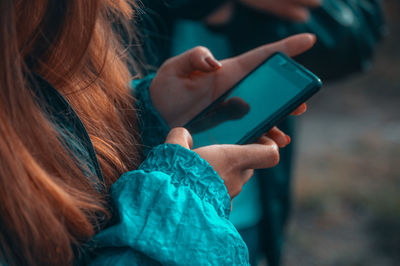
[0,0,141,264]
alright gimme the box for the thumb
[165,127,193,149]
[169,46,222,76]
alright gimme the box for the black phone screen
[186,53,320,148]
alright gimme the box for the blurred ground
[283,1,400,266]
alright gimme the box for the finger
[169,46,222,76]
[236,138,280,169]
[165,127,193,149]
[234,34,317,73]
[263,127,290,148]
[291,103,307,116]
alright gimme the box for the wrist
[140,144,232,218]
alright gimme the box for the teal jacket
[33,74,250,265]
[90,76,249,265]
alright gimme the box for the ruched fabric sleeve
[89,144,250,265]
[132,75,170,155]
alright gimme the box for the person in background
[136,0,384,265]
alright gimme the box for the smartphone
[184,52,322,149]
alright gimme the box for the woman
[0,0,315,265]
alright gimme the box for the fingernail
[205,56,222,69]
[286,135,291,144]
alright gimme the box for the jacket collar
[29,73,104,186]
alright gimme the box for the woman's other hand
[164,127,294,198]
[150,34,316,128]
[240,0,321,21]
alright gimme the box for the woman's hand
[164,127,298,198]
[150,34,316,128]
[240,0,321,21]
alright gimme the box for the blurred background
[284,0,400,265]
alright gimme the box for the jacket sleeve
[132,75,170,155]
[89,144,250,266]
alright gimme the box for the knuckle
[263,141,280,166]
[171,127,185,134]
[270,146,280,166]
[178,126,188,133]
[271,141,279,152]
[191,46,211,57]
[178,127,191,137]
[167,127,192,149]
[184,129,193,149]
[169,127,185,139]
